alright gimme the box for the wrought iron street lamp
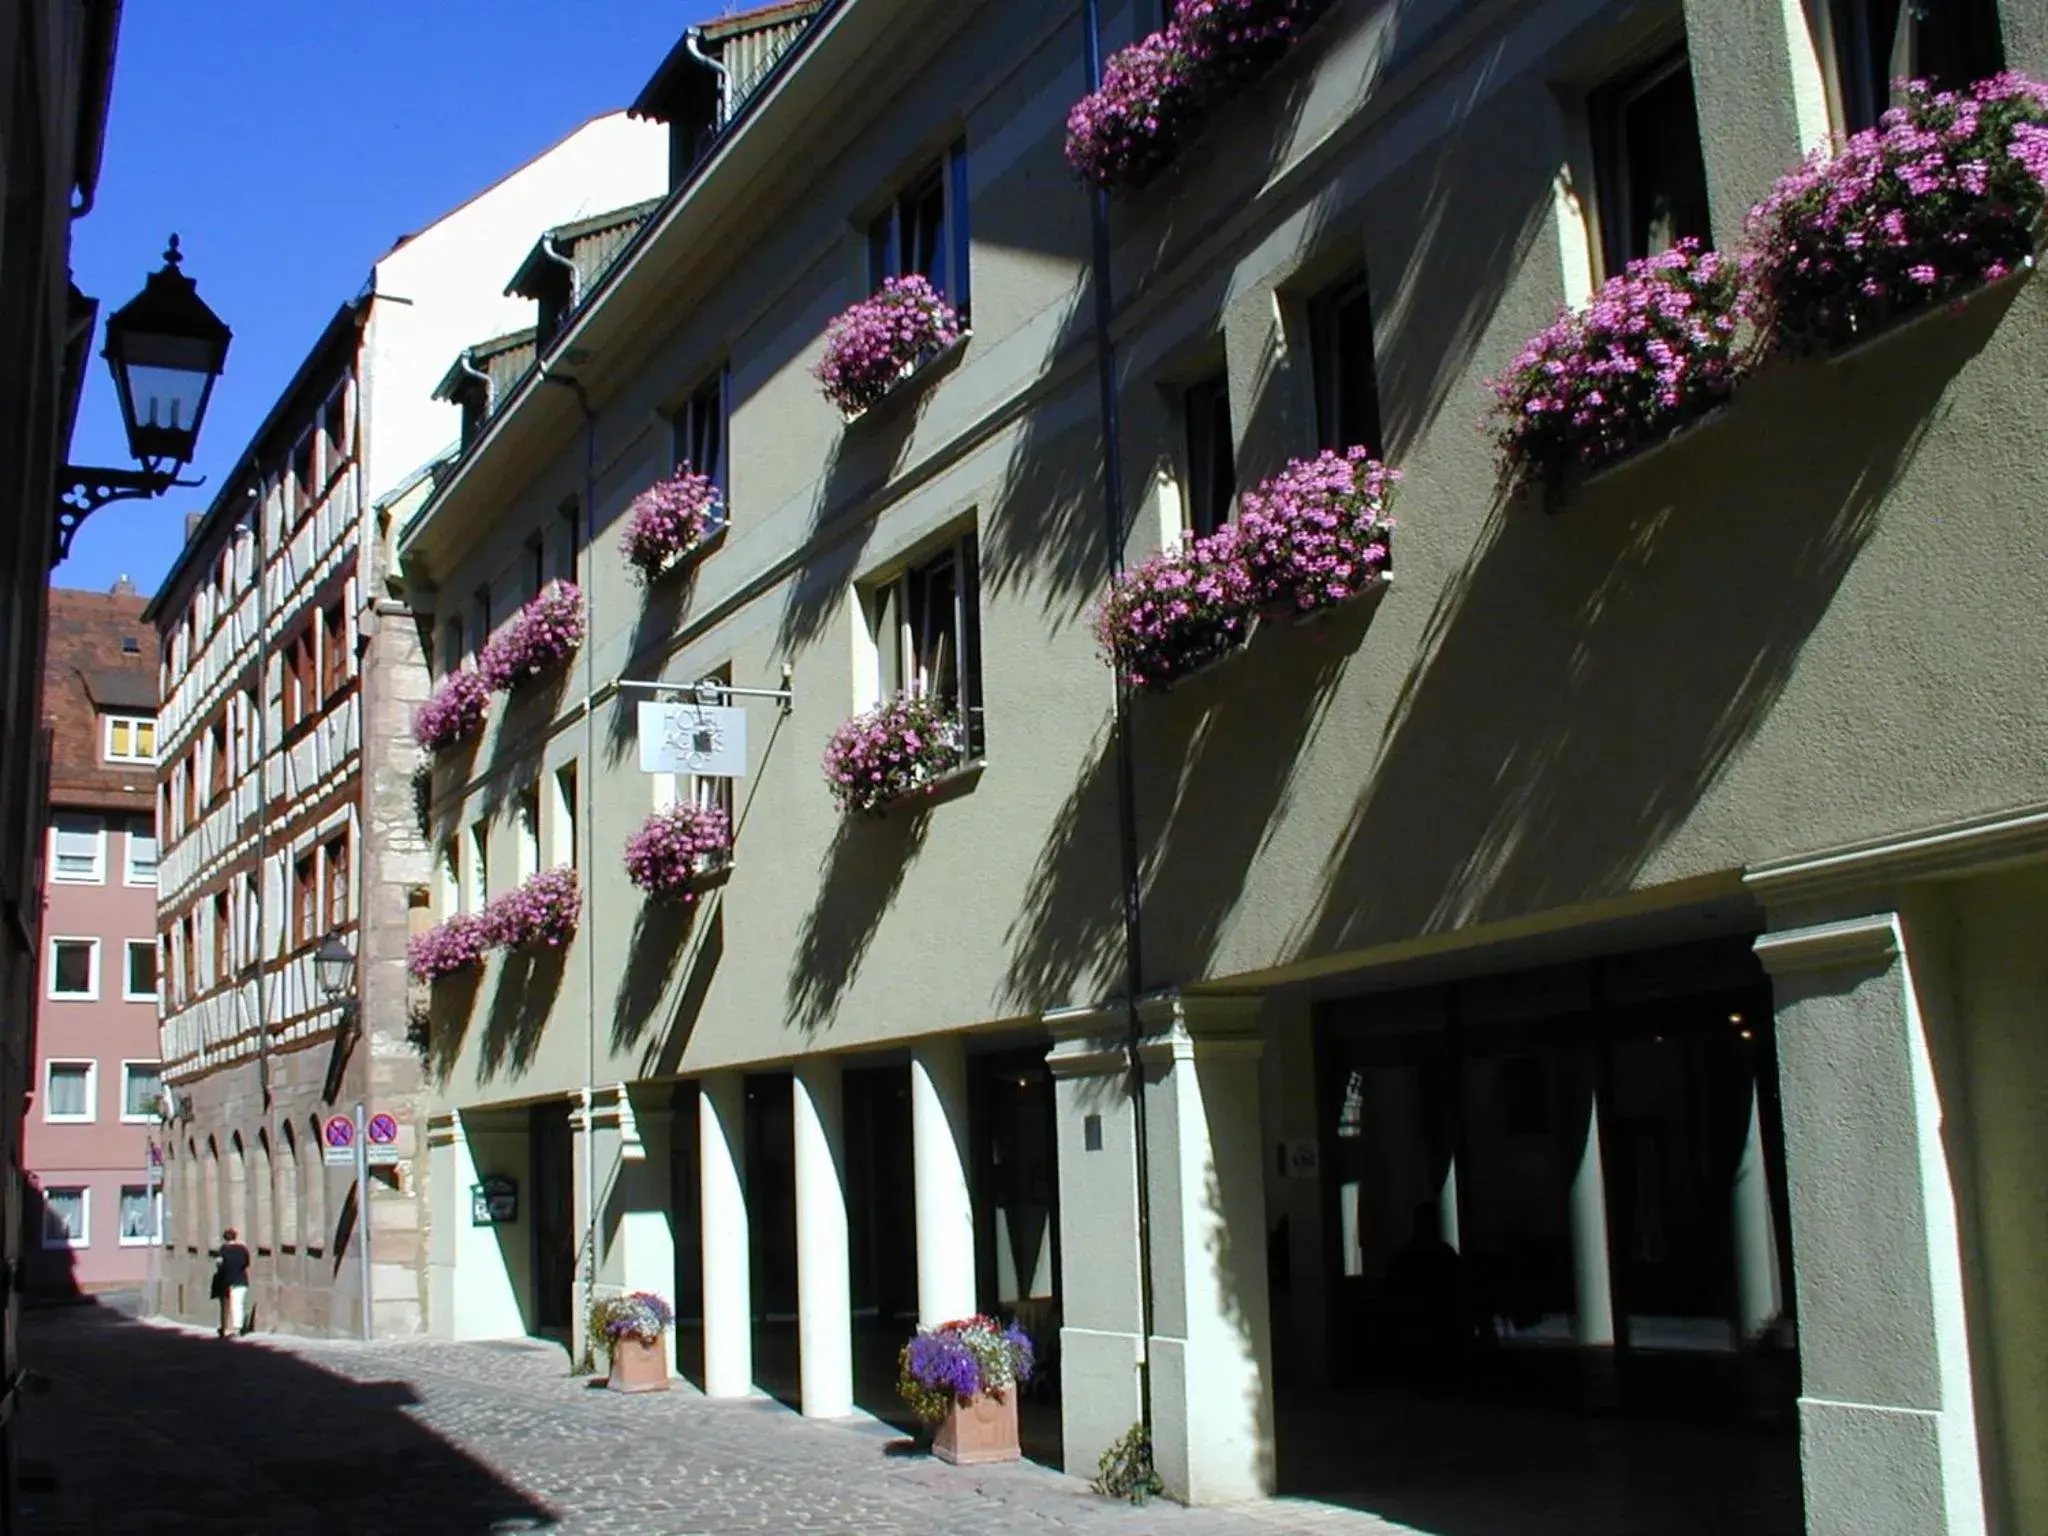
[56,235,232,564]
[314,932,356,1003]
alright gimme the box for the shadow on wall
[475,947,570,1085]
[603,558,709,770]
[785,808,933,1036]
[15,1301,557,1531]
[423,969,484,1091]
[612,897,723,1079]
[1294,300,2000,964]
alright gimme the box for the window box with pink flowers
[823,691,970,816]
[623,804,733,904]
[407,912,490,983]
[478,581,586,693]
[1487,239,1746,502]
[479,867,581,954]
[620,469,726,584]
[1745,72,2048,359]
[1094,528,1257,693]
[414,669,491,753]
[814,275,967,422]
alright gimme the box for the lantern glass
[101,237,232,470]
[314,933,355,1001]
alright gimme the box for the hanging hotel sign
[637,701,748,778]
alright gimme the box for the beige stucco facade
[399,1,2048,1530]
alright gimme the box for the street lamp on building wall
[314,932,357,1007]
[55,236,232,565]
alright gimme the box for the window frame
[1589,44,1715,279]
[293,853,317,948]
[1827,0,2007,133]
[47,936,100,1001]
[49,813,107,885]
[43,1059,98,1124]
[866,142,973,316]
[120,1061,164,1125]
[671,368,731,519]
[1181,373,1237,539]
[1309,270,1385,459]
[118,1184,162,1247]
[40,1185,91,1250]
[551,762,580,871]
[868,528,986,761]
[124,818,158,888]
[102,713,158,765]
[123,938,160,1003]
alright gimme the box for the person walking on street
[211,1228,251,1338]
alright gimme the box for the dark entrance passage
[1299,936,1803,1535]
[845,1065,917,1425]
[744,1072,800,1409]
[970,1048,1062,1468]
[529,1100,575,1338]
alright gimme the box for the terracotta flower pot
[933,1388,1019,1465]
[606,1334,671,1394]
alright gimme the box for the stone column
[612,1088,677,1376]
[911,1037,976,1326]
[1731,1078,1784,1345]
[1756,912,1987,1536]
[1568,1077,1616,1349]
[699,1071,752,1399]
[793,1060,854,1419]
[1050,996,1275,1507]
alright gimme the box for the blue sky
[60,2,718,597]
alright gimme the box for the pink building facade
[24,584,164,1295]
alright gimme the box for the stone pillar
[1731,1079,1785,1344]
[1756,912,1987,1536]
[911,1037,976,1326]
[699,1071,752,1399]
[1050,996,1275,1507]
[1568,1077,1616,1349]
[793,1060,854,1419]
[610,1088,677,1376]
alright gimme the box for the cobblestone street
[16,1303,1412,1535]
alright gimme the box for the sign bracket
[616,661,793,717]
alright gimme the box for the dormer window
[534,262,574,351]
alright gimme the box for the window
[441,616,466,678]
[467,819,490,913]
[515,790,541,883]
[527,533,547,604]
[242,872,260,970]
[1592,47,1714,275]
[119,1186,160,1245]
[325,835,349,930]
[550,501,579,585]
[48,938,98,1000]
[324,388,348,466]
[1182,374,1236,538]
[1311,272,1385,457]
[292,433,316,517]
[213,891,232,985]
[124,939,159,1001]
[180,919,196,1005]
[103,714,157,764]
[473,587,492,651]
[293,855,317,945]
[44,1062,95,1123]
[209,718,228,804]
[285,627,317,729]
[40,1187,89,1249]
[125,818,158,887]
[552,763,580,869]
[121,1063,163,1123]
[437,839,461,920]
[1830,0,2004,131]
[671,369,730,513]
[868,143,972,313]
[322,602,347,699]
[121,635,141,655]
[871,530,985,759]
[50,813,106,884]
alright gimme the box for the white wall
[363,112,666,506]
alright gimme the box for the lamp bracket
[55,463,203,565]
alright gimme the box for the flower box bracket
[1820,255,2037,369]
[841,332,971,427]
[1544,401,1735,514]
[874,757,986,816]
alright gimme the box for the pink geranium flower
[478,581,586,692]
[414,669,491,752]
[620,469,723,583]
[814,276,963,418]
[822,691,966,815]
[623,804,732,903]
[406,911,490,982]
[479,867,581,952]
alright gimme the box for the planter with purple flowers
[478,581,586,693]
[1066,0,1334,193]
[897,1315,1035,1466]
[406,912,490,983]
[814,275,966,421]
[623,803,732,904]
[1234,447,1396,617]
[822,691,968,816]
[588,1291,674,1394]
[479,866,581,954]
[620,468,725,584]
[414,669,491,753]
[1094,527,1257,692]
[1744,72,2048,358]
[1487,239,1746,500]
